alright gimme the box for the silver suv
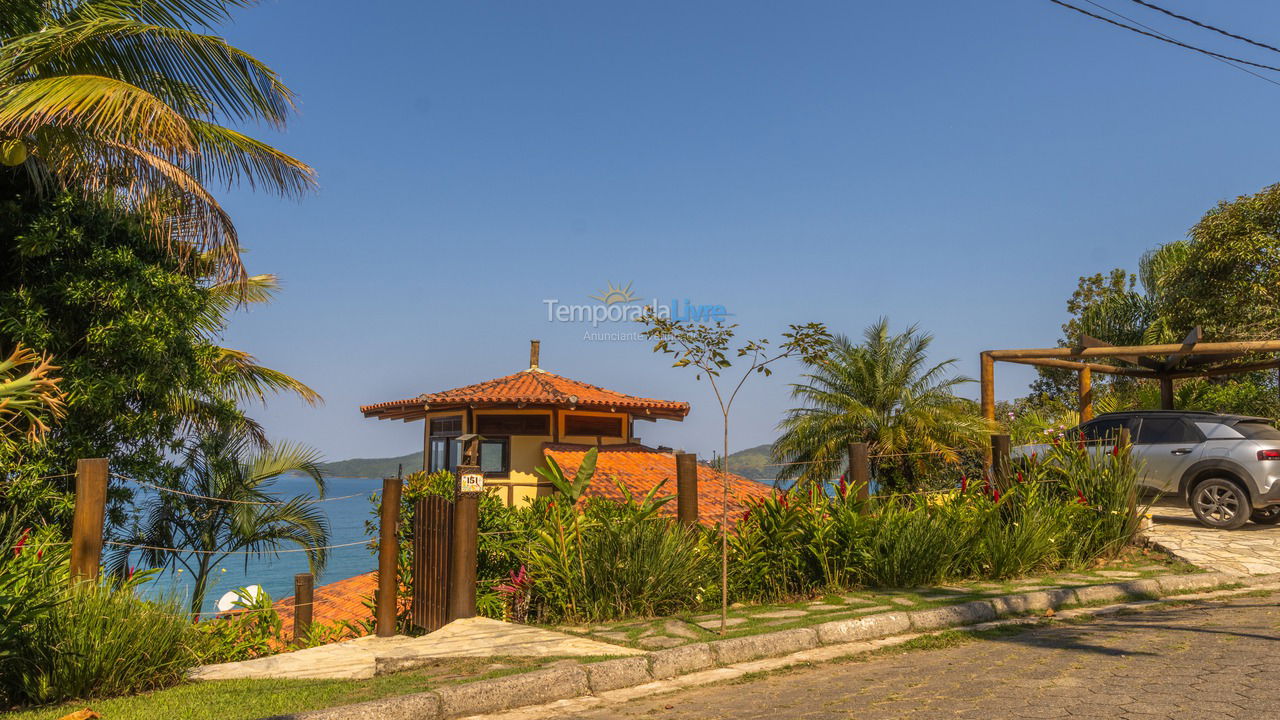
[1025,411,1280,530]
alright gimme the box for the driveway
[562,591,1280,720]
[1144,505,1280,576]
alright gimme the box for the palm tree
[772,319,986,491]
[0,0,315,279]
[117,422,329,614]
[0,344,64,444]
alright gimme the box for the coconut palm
[0,344,64,444]
[0,0,315,279]
[116,422,328,614]
[772,319,986,490]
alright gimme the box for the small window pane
[430,416,462,436]
[476,414,550,436]
[1080,419,1126,441]
[479,440,506,473]
[429,437,448,472]
[1195,422,1244,440]
[1135,417,1199,444]
[1235,421,1280,440]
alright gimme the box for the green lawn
[5,656,561,720]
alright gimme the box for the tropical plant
[0,512,68,706]
[113,422,329,614]
[534,446,598,503]
[640,309,830,632]
[0,0,315,279]
[192,586,281,664]
[772,319,986,492]
[0,343,64,444]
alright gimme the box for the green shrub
[15,573,201,706]
[0,515,67,707]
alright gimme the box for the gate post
[991,434,1012,491]
[293,572,314,644]
[847,442,871,509]
[70,458,108,583]
[376,475,402,637]
[448,435,484,622]
[675,452,698,525]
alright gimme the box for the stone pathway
[1145,506,1280,575]
[190,616,640,681]
[560,591,1280,720]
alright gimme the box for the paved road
[566,593,1280,720]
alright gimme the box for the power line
[1046,0,1280,79]
[1078,0,1280,88]
[1128,0,1280,56]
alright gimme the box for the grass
[5,656,573,720]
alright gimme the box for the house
[360,340,772,517]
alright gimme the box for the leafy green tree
[115,422,329,614]
[772,319,986,492]
[0,176,317,526]
[0,0,315,278]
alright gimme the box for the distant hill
[319,452,422,479]
[318,443,781,481]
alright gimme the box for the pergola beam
[999,356,1156,378]
[988,339,1280,360]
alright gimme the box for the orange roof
[361,368,689,422]
[542,443,773,525]
[274,570,380,637]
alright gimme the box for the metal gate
[411,495,453,632]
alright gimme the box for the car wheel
[1190,478,1251,530]
[1250,506,1280,525]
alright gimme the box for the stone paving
[561,591,1280,720]
[1145,505,1280,575]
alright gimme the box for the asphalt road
[564,592,1280,720]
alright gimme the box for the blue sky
[213,1,1280,462]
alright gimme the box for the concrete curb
[268,571,1250,720]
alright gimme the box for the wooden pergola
[979,329,1280,424]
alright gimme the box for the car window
[1134,417,1199,444]
[1194,421,1244,440]
[1234,421,1280,440]
[1080,418,1128,441]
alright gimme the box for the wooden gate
[411,495,453,632]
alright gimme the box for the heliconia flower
[13,528,29,557]
[1076,490,1088,505]
[1111,445,1120,456]
[1016,472,1023,484]
[742,510,752,522]
[960,476,968,492]
[1030,452,1037,462]
[127,565,136,580]
[992,489,1001,503]
[838,474,848,498]
[36,549,42,560]
[548,501,555,509]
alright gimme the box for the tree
[0,176,318,526]
[0,0,315,279]
[115,422,329,614]
[772,319,985,493]
[639,310,830,633]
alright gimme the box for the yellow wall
[419,407,634,508]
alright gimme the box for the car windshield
[1233,421,1280,440]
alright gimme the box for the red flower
[1030,452,1037,462]
[960,475,968,493]
[742,510,751,523]
[1076,490,1089,505]
[127,565,136,580]
[1111,444,1120,456]
[13,528,29,557]
[1015,471,1024,484]
[779,494,790,509]
[837,474,848,498]
[547,501,555,509]
[35,549,42,560]
[992,488,1001,503]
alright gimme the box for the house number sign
[459,472,485,494]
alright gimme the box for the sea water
[132,476,380,615]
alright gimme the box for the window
[476,414,550,436]
[1135,417,1200,445]
[1234,421,1280,440]
[564,414,624,438]
[428,415,463,473]
[1195,421,1245,440]
[479,438,509,474]
[1079,418,1129,442]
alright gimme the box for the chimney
[530,339,541,370]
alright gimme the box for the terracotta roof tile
[362,369,689,421]
[542,443,773,525]
[273,570,378,637]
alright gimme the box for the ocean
[134,475,381,614]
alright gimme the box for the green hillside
[720,443,777,481]
[319,451,422,478]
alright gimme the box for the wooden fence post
[991,434,1012,491]
[675,452,698,525]
[70,458,108,583]
[448,468,480,622]
[1079,366,1093,422]
[847,442,871,510]
[293,572,314,644]
[376,476,402,637]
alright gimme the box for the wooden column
[980,352,995,423]
[1079,366,1093,422]
[293,572,314,643]
[70,458,108,583]
[674,452,698,525]
[447,467,480,621]
[847,442,871,507]
[376,476,402,637]
[1159,377,1175,410]
[991,434,1012,491]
